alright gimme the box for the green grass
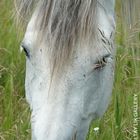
[0,0,140,140]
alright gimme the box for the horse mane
[14,0,98,81]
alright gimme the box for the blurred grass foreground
[0,0,140,140]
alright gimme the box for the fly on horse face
[15,0,116,139]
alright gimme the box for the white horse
[15,0,119,139]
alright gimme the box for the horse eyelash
[94,58,106,70]
[23,48,30,58]
[94,54,111,70]
[20,43,30,58]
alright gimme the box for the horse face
[22,8,115,140]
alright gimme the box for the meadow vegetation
[0,0,139,140]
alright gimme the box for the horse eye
[20,43,30,58]
[94,55,110,70]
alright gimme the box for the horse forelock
[15,0,98,82]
